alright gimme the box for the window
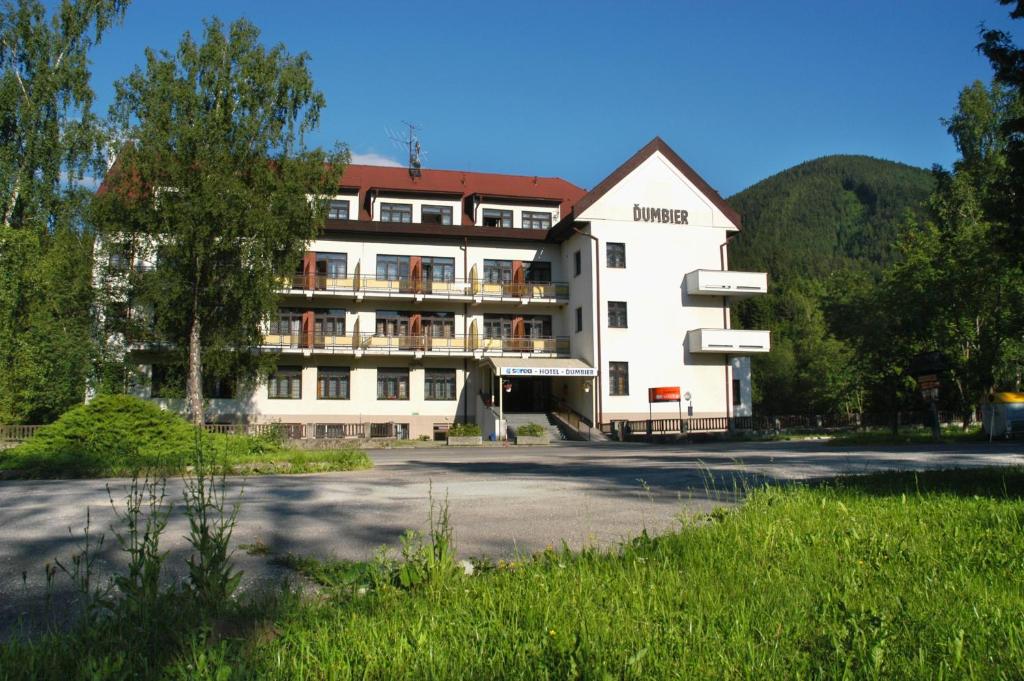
[608,301,628,328]
[425,369,456,401]
[377,368,409,400]
[268,367,302,399]
[422,204,453,225]
[151,363,184,398]
[327,200,350,220]
[483,315,513,339]
[609,362,629,396]
[376,254,410,281]
[313,308,346,340]
[482,208,513,228]
[420,256,455,282]
[380,202,413,223]
[607,242,626,268]
[315,253,347,287]
[733,379,741,406]
[204,375,234,399]
[575,307,583,333]
[422,312,455,337]
[521,211,552,230]
[523,315,552,338]
[270,308,303,339]
[484,259,513,284]
[523,261,551,283]
[574,250,581,277]
[317,367,350,400]
[376,310,410,336]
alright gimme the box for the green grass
[827,425,988,447]
[3,468,1023,679]
[0,395,372,478]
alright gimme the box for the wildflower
[549,629,556,636]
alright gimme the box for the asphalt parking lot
[1,438,1021,635]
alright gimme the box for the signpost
[648,386,683,427]
[910,352,947,442]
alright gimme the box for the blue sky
[84,0,1021,196]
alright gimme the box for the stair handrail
[549,395,592,431]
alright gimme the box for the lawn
[827,425,989,447]
[2,467,1022,679]
[0,395,372,478]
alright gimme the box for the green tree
[850,81,1024,426]
[0,0,129,422]
[97,17,348,425]
[979,0,1024,257]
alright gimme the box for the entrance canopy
[486,357,597,377]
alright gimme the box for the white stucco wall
[579,152,741,419]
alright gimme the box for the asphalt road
[2,438,1022,636]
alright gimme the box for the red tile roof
[337,164,586,225]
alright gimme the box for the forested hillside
[728,155,935,277]
[725,156,936,414]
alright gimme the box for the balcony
[684,269,767,297]
[687,328,771,354]
[261,332,569,357]
[278,273,568,304]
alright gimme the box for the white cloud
[350,151,403,167]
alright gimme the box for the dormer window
[327,200,350,220]
[482,208,512,228]
[522,211,552,230]
[422,204,453,225]
[381,202,413,223]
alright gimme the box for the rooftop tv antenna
[386,122,423,178]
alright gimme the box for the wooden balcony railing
[261,332,570,356]
[279,274,569,301]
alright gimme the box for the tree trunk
[3,177,20,227]
[187,313,204,426]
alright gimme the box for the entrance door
[504,376,551,413]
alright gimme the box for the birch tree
[97,17,347,425]
[0,0,129,422]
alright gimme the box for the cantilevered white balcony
[687,328,771,354]
[684,269,767,297]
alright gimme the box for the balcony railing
[687,328,771,354]
[261,332,569,356]
[684,269,768,297]
[279,274,569,302]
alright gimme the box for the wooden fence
[0,421,405,442]
[601,410,970,438]
[0,424,44,442]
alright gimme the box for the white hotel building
[132,138,770,439]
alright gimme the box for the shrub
[448,423,481,437]
[516,423,546,437]
[0,395,374,478]
[0,395,201,477]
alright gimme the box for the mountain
[726,155,935,281]
[724,156,937,414]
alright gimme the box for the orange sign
[648,387,681,403]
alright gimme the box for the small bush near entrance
[0,395,371,478]
[447,422,481,437]
[516,422,546,436]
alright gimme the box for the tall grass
[3,468,1023,679]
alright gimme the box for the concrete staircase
[504,412,566,441]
